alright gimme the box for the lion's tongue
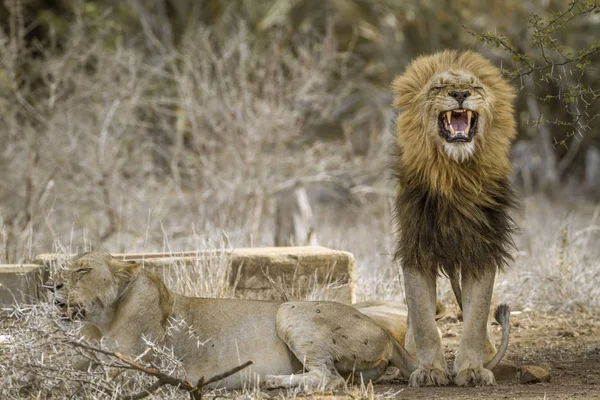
[451,113,468,132]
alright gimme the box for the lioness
[48,250,421,390]
[392,50,517,387]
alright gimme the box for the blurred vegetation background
[0,0,599,310]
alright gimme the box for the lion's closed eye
[73,267,92,276]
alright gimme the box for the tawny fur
[391,50,517,387]
[392,50,518,279]
[49,250,418,390]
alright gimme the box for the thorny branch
[7,317,253,400]
[466,0,599,80]
[467,0,600,146]
[66,340,253,400]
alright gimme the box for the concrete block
[0,264,47,305]
[36,246,356,303]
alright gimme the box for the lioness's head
[392,50,515,163]
[47,250,140,321]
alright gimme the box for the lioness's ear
[108,259,140,282]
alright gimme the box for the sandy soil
[294,310,600,400]
[4,305,598,399]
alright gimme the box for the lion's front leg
[403,267,449,387]
[454,269,496,386]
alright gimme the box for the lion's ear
[108,259,141,282]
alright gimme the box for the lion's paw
[262,373,344,391]
[454,367,496,387]
[408,368,450,387]
[263,375,287,389]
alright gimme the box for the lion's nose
[449,90,471,106]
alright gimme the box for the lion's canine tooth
[464,110,472,136]
[448,124,456,136]
[446,111,452,124]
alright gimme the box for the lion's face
[426,71,490,162]
[393,51,515,165]
[47,251,135,321]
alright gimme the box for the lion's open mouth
[55,300,86,321]
[438,109,478,143]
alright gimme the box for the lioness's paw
[262,373,345,392]
[408,368,450,387]
[263,375,287,389]
[454,367,496,387]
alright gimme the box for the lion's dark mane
[393,163,517,279]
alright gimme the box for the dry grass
[0,245,391,399]
[2,3,597,315]
[3,187,600,399]
[313,192,600,314]
[0,301,266,399]
[497,195,600,313]
[0,9,387,261]
[1,5,599,400]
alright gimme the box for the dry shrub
[2,4,600,400]
[0,244,363,399]
[0,9,385,263]
[496,196,600,312]
[0,301,261,399]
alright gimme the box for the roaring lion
[48,250,421,391]
[392,50,517,387]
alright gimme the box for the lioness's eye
[75,268,91,274]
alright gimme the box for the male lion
[47,250,419,391]
[392,50,517,387]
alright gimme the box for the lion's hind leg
[264,301,347,391]
[267,301,406,391]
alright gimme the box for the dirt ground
[384,311,600,399]
[3,306,599,399]
[296,310,600,400]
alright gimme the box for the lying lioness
[47,250,418,390]
[47,250,508,390]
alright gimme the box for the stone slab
[36,246,356,303]
[520,365,552,384]
[0,264,47,305]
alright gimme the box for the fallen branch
[66,340,253,400]
[199,360,254,387]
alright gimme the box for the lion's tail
[450,274,462,310]
[390,340,418,378]
[484,304,510,370]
